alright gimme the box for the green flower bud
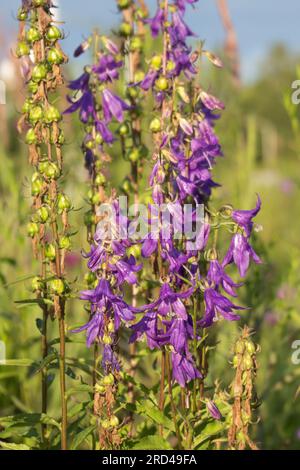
[49,278,66,295]
[44,162,60,180]
[26,27,42,43]
[166,60,176,72]
[102,334,113,345]
[151,55,162,70]
[134,70,145,83]
[91,192,101,205]
[232,355,239,368]
[149,117,162,133]
[57,194,71,213]
[17,8,28,21]
[37,206,49,223]
[27,222,39,238]
[101,420,110,430]
[85,272,96,286]
[127,86,139,99]
[25,128,38,145]
[59,236,71,250]
[95,132,103,145]
[46,26,62,42]
[118,123,130,136]
[241,352,253,371]
[47,47,64,65]
[85,139,95,150]
[109,416,119,428]
[94,383,105,394]
[22,98,33,114]
[84,210,95,226]
[119,22,133,37]
[32,0,46,6]
[235,339,245,355]
[95,173,106,186]
[45,243,56,261]
[16,41,30,58]
[32,276,43,292]
[127,148,140,163]
[107,321,115,333]
[220,205,233,219]
[29,105,43,124]
[44,105,61,124]
[28,81,39,94]
[155,76,169,91]
[245,340,256,355]
[117,0,132,9]
[122,179,132,194]
[102,374,114,386]
[127,244,141,258]
[130,37,142,52]
[31,178,43,196]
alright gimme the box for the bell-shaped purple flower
[172,351,201,387]
[223,233,262,278]
[201,287,245,327]
[102,89,130,123]
[232,195,261,237]
[206,400,222,420]
[207,259,241,297]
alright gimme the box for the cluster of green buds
[227,327,259,450]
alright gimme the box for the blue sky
[1,0,300,81]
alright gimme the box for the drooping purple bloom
[102,345,120,373]
[96,119,115,144]
[201,287,245,327]
[232,195,261,237]
[172,351,201,387]
[207,259,241,297]
[169,12,195,45]
[222,233,262,278]
[206,400,222,420]
[145,7,164,37]
[175,0,199,14]
[102,89,130,123]
[92,54,123,83]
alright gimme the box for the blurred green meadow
[0,27,300,449]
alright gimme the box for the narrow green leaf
[70,425,96,450]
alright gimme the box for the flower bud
[127,86,138,99]
[167,60,176,73]
[155,76,168,91]
[32,0,47,6]
[220,205,233,219]
[40,162,60,180]
[130,37,142,52]
[102,334,113,345]
[57,194,71,213]
[102,374,114,386]
[241,352,253,371]
[31,178,43,196]
[47,47,64,65]
[151,55,162,70]
[134,70,145,83]
[101,420,110,430]
[150,117,161,133]
[37,206,49,224]
[17,8,28,21]
[26,27,42,43]
[28,81,39,94]
[45,243,56,261]
[118,123,130,136]
[84,272,96,286]
[32,276,44,292]
[49,278,66,295]
[94,383,105,394]
[117,0,132,9]
[25,128,38,145]
[84,210,95,226]
[44,105,61,124]
[22,98,33,114]
[29,105,43,124]
[107,321,115,333]
[119,22,133,37]
[109,416,119,427]
[127,147,140,163]
[59,236,71,250]
[94,133,103,145]
[27,222,39,238]
[46,26,62,42]
[95,173,106,186]
[127,244,141,258]
[16,41,30,58]
[245,340,256,355]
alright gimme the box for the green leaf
[66,384,93,398]
[136,401,174,433]
[193,419,226,449]
[70,425,96,450]
[132,435,172,450]
[0,359,35,367]
[0,413,60,430]
[0,441,30,450]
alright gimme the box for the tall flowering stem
[16,0,71,449]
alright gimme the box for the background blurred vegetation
[0,28,300,449]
